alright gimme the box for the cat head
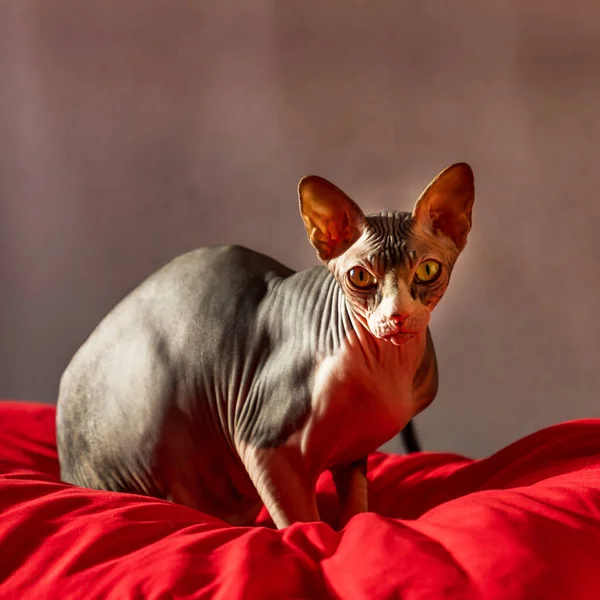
[298,163,474,345]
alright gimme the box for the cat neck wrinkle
[318,270,353,356]
[304,268,354,357]
[265,266,352,357]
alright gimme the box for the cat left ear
[412,163,475,251]
[298,176,366,261]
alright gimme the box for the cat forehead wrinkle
[365,211,412,230]
[347,212,414,273]
[405,250,419,270]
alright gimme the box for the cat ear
[298,176,366,261]
[411,163,475,251]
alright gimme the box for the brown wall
[1,1,599,457]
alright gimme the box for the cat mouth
[381,332,417,346]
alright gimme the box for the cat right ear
[411,163,475,251]
[298,176,366,262]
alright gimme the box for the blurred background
[1,1,599,457]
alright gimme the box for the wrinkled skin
[56,163,474,529]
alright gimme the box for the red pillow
[1,400,599,599]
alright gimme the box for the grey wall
[1,1,599,457]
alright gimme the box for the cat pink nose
[390,313,409,325]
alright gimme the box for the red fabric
[1,400,599,599]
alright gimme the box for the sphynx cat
[56,163,475,529]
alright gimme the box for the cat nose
[390,313,409,325]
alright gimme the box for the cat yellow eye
[415,259,441,283]
[348,267,376,289]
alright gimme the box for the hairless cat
[56,163,475,529]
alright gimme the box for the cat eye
[414,259,441,284]
[347,267,376,289]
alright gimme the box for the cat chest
[303,339,421,465]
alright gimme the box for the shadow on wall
[0,1,599,457]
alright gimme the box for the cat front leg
[332,457,368,529]
[239,442,320,529]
